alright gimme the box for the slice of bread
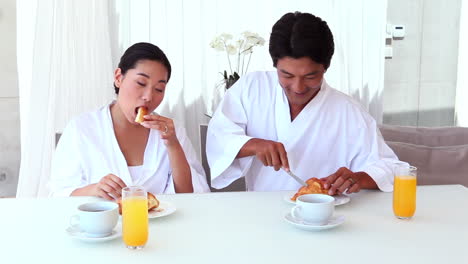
[135,107,148,123]
[117,191,159,214]
[147,192,159,211]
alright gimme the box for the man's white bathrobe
[49,103,210,196]
[207,71,401,192]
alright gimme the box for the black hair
[269,12,334,69]
[114,42,172,94]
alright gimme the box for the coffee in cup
[70,201,119,238]
[291,194,335,225]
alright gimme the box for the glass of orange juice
[122,186,148,249]
[393,165,417,219]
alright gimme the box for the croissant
[291,177,329,201]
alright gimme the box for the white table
[1,185,467,263]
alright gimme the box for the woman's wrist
[70,183,96,196]
[166,139,183,152]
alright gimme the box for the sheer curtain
[17,0,387,197]
[16,0,115,197]
[110,0,388,159]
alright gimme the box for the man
[206,12,400,195]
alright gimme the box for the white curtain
[16,0,115,197]
[111,0,388,158]
[455,0,467,127]
[17,0,387,197]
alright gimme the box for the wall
[0,0,19,197]
[455,0,468,126]
[383,0,461,126]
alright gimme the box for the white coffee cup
[70,201,119,238]
[291,194,335,225]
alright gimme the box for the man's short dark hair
[269,12,334,69]
[114,42,171,94]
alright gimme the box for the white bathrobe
[49,103,210,196]
[207,71,401,192]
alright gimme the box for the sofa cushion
[386,141,468,187]
[380,125,468,147]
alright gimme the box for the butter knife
[286,170,308,186]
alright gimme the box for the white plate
[148,201,176,219]
[284,213,345,231]
[66,223,121,243]
[283,192,350,206]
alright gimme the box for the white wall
[383,0,461,126]
[455,0,468,126]
[0,0,20,197]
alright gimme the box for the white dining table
[1,184,467,264]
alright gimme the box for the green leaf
[233,72,240,80]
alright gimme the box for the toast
[135,106,148,123]
[117,191,159,214]
[147,192,159,211]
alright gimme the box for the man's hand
[237,138,290,171]
[323,167,378,195]
[323,167,360,195]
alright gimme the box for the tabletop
[1,185,467,264]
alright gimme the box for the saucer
[284,213,345,231]
[148,201,176,219]
[66,223,121,243]
[283,193,350,206]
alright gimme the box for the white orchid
[209,38,225,51]
[209,33,234,51]
[226,44,237,55]
[220,33,233,41]
[242,31,266,46]
[210,31,266,89]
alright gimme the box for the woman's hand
[141,114,179,147]
[141,114,193,193]
[71,174,127,200]
[323,167,377,195]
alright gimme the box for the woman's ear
[114,68,123,88]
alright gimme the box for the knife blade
[286,170,308,186]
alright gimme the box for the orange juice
[122,197,148,247]
[393,175,417,219]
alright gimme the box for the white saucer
[148,201,177,219]
[283,193,350,206]
[284,213,345,231]
[66,223,121,243]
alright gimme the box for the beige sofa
[379,125,468,187]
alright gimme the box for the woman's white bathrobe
[49,103,210,196]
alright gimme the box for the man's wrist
[237,138,261,158]
[355,171,377,189]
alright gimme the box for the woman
[49,42,210,199]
